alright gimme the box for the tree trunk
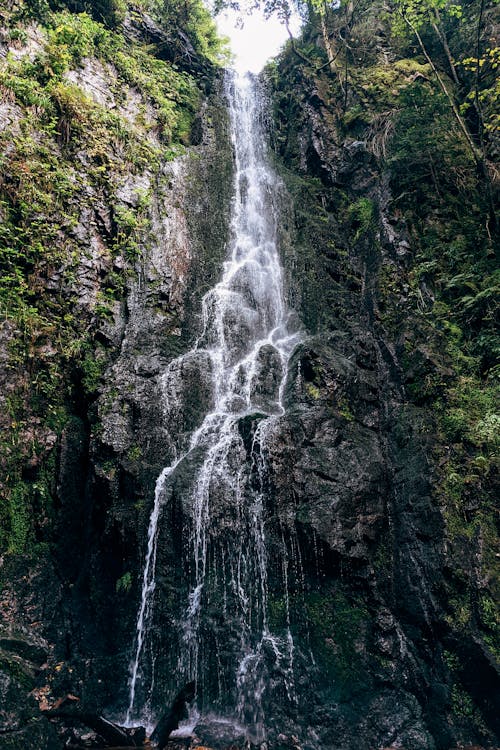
[431,8,460,85]
[320,11,337,73]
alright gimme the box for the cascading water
[126,71,302,742]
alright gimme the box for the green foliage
[113,46,200,144]
[89,0,127,28]
[435,368,498,653]
[460,46,500,135]
[447,667,490,736]
[452,269,500,330]
[479,593,500,661]
[113,201,150,260]
[436,371,497,532]
[19,0,126,28]
[391,0,463,37]
[155,0,230,64]
[451,684,475,718]
[81,347,107,395]
[389,83,474,201]
[50,80,93,141]
[346,197,374,240]
[116,570,133,593]
[2,5,204,147]
[440,376,498,447]
[0,0,225,559]
[48,11,117,62]
[16,0,52,23]
[390,0,498,166]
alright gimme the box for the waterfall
[126,71,301,741]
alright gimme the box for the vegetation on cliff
[261,0,498,743]
[0,0,227,555]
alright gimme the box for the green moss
[337,394,354,421]
[267,594,288,630]
[127,444,143,462]
[305,382,321,400]
[0,0,225,555]
[393,58,432,78]
[7,482,31,554]
[306,590,370,699]
[347,59,433,116]
[341,104,370,129]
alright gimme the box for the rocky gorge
[0,0,498,749]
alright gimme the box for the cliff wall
[261,5,498,746]
[0,2,233,746]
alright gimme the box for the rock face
[52,90,233,712]
[252,331,444,749]
[0,2,233,746]
[0,94,233,744]
[254,26,499,750]
[0,3,498,750]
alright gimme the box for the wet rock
[193,719,247,749]
[0,627,48,665]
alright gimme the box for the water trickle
[126,71,302,739]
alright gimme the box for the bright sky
[216,7,301,73]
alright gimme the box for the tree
[390,0,498,230]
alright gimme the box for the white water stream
[126,71,301,740]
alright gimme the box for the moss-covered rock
[265,1,499,746]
